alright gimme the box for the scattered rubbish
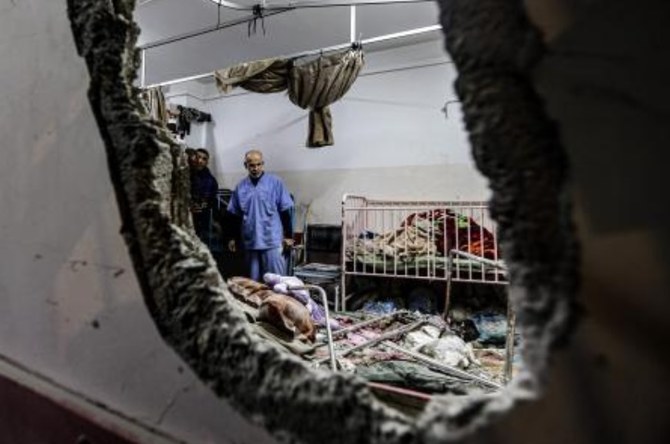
[225,276,517,403]
[471,312,507,345]
[418,333,478,369]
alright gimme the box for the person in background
[227,149,294,281]
[190,148,219,243]
[185,147,196,169]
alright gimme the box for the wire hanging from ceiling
[248,4,267,36]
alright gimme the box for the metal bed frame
[340,194,508,314]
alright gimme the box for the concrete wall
[2,0,670,443]
[0,1,271,442]
[457,1,670,443]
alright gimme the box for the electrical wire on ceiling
[139,0,442,87]
[248,4,267,36]
[141,0,435,50]
[206,0,434,9]
[139,7,293,50]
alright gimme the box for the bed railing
[341,194,507,313]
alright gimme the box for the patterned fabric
[214,58,289,94]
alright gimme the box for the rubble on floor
[225,276,520,411]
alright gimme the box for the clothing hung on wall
[175,105,212,138]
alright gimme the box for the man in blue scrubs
[227,150,294,281]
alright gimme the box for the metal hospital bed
[340,194,508,314]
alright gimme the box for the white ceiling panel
[135,0,249,45]
[143,7,351,84]
[356,1,439,39]
[136,0,442,85]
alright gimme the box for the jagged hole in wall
[67,0,578,442]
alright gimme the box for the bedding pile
[347,209,498,262]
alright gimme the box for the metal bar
[451,250,506,270]
[363,25,440,44]
[149,72,213,89]
[314,310,407,346]
[344,270,455,281]
[206,0,252,10]
[382,206,387,275]
[334,285,340,313]
[290,284,338,371]
[350,5,356,43]
[492,214,500,283]
[346,203,485,211]
[341,195,348,311]
[381,342,503,390]
[457,211,464,281]
[315,319,424,365]
[443,249,454,318]
[503,294,516,384]
[478,206,485,278]
[140,49,147,88]
[431,209,436,278]
[467,207,473,280]
[366,381,432,402]
[450,279,507,286]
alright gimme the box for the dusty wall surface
[457,0,670,442]
[0,1,273,442]
[63,0,576,443]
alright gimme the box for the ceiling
[134,0,442,85]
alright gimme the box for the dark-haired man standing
[190,148,218,243]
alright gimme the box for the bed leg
[503,294,516,384]
[340,273,346,312]
[443,276,452,320]
[442,250,454,320]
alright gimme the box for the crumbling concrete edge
[65,0,579,443]
[418,0,581,439]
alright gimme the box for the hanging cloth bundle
[141,86,168,126]
[213,48,364,148]
[214,58,289,94]
[288,49,364,147]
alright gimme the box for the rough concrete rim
[65,0,579,443]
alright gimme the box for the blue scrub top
[228,173,293,250]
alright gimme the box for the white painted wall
[164,39,490,224]
[0,2,272,443]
